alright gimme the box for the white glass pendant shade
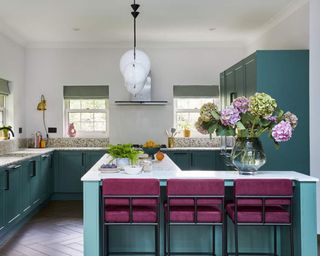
[120,49,151,76]
[125,80,146,95]
[123,62,147,94]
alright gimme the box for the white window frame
[0,95,6,127]
[64,99,109,138]
[174,97,219,138]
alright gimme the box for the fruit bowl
[142,147,160,159]
[123,165,143,175]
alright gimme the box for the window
[65,99,108,137]
[174,98,220,137]
[0,95,6,126]
[173,85,220,137]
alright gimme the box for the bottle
[40,139,46,148]
[34,131,41,148]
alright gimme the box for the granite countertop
[0,147,106,167]
[81,153,319,183]
[161,147,232,151]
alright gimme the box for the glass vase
[231,137,266,175]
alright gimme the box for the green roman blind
[173,85,219,98]
[0,78,10,95]
[63,85,109,99]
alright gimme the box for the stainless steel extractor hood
[115,74,168,105]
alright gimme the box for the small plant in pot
[181,122,191,138]
[107,144,143,173]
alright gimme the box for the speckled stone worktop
[0,147,106,167]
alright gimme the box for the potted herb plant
[107,144,143,170]
[195,93,298,175]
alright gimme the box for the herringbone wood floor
[0,201,83,256]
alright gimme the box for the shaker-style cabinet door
[0,168,5,231]
[85,151,105,171]
[4,165,22,225]
[40,154,53,200]
[191,151,216,170]
[57,151,85,193]
[30,158,41,206]
[243,53,257,97]
[172,152,192,170]
[20,162,31,213]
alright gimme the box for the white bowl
[123,165,143,175]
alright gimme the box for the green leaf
[236,121,246,130]
[208,123,218,134]
[211,110,220,120]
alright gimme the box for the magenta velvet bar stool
[226,179,294,256]
[164,179,225,256]
[102,178,161,256]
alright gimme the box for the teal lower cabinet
[191,151,215,170]
[163,150,227,170]
[55,150,105,195]
[0,169,5,232]
[29,157,42,206]
[39,153,53,200]
[4,165,22,226]
[85,150,105,170]
[20,162,32,214]
[57,151,85,193]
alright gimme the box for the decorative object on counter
[155,151,165,161]
[34,131,42,148]
[36,94,49,139]
[0,125,14,140]
[166,128,177,148]
[123,165,143,175]
[181,122,191,137]
[142,139,160,158]
[67,123,77,137]
[99,163,120,173]
[40,138,47,148]
[107,144,143,168]
[196,93,298,175]
[119,0,151,95]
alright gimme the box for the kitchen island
[81,154,318,256]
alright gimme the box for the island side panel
[83,181,101,256]
[290,181,317,256]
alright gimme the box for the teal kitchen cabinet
[220,50,309,174]
[39,153,53,200]
[20,161,32,213]
[29,157,42,206]
[163,150,227,170]
[0,168,5,232]
[85,150,105,170]
[191,151,215,170]
[57,151,86,193]
[166,151,192,170]
[4,164,22,225]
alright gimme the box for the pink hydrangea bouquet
[195,92,298,146]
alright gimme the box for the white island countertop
[81,154,318,183]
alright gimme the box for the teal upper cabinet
[4,165,22,225]
[57,151,86,193]
[220,50,309,174]
[0,168,5,231]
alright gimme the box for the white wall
[246,2,309,54]
[310,0,320,233]
[25,45,244,144]
[0,33,25,138]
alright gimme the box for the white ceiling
[0,0,306,45]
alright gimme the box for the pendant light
[120,0,151,95]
